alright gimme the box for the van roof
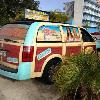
[11,19,82,28]
[11,19,69,25]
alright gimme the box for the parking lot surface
[0,77,60,100]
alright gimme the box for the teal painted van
[0,20,96,84]
[91,32,100,50]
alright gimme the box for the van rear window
[0,24,29,41]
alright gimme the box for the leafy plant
[0,0,39,25]
[49,11,69,23]
[53,53,100,100]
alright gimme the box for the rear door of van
[0,24,29,70]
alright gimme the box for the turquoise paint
[0,69,18,79]
[7,57,18,63]
[0,62,31,80]
[18,22,40,80]
[96,41,100,49]
[24,22,40,46]
[17,22,40,80]
[17,62,31,80]
[0,62,32,80]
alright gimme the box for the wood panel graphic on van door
[62,26,82,56]
[80,28,96,54]
[35,25,62,72]
[0,42,2,61]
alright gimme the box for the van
[0,21,96,83]
[91,32,100,51]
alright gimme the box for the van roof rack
[11,19,67,25]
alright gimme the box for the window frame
[62,26,82,43]
[36,25,62,43]
[80,28,94,42]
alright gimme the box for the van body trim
[18,62,31,80]
[0,64,18,73]
[0,62,31,80]
[36,41,62,43]
[24,22,40,46]
[0,69,18,79]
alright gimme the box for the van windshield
[0,24,30,41]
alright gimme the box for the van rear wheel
[41,58,61,84]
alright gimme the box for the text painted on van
[7,57,18,63]
[37,48,51,60]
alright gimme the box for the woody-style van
[0,21,96,83]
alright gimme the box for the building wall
[74,0,84,26]
[64,1,74,17]
[83,0,100,27]
[74,0,100,28]
[64,0,100,32]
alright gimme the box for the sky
[38,0,72,12]
[37,0,98,12]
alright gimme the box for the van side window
[62,26,81,42]
[37,25,62,42]
[80,28,94,42]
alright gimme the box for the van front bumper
[0,62,31,80]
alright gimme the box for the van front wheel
[41,58,61,84]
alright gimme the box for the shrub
[53,53,100,100]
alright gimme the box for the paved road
[0,77,60,100]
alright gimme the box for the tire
[41,58,61,84]
[97,48,100,57]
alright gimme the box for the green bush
[53,53,100,99]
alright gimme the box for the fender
[40,54,62,76]
[30,54,62,78]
